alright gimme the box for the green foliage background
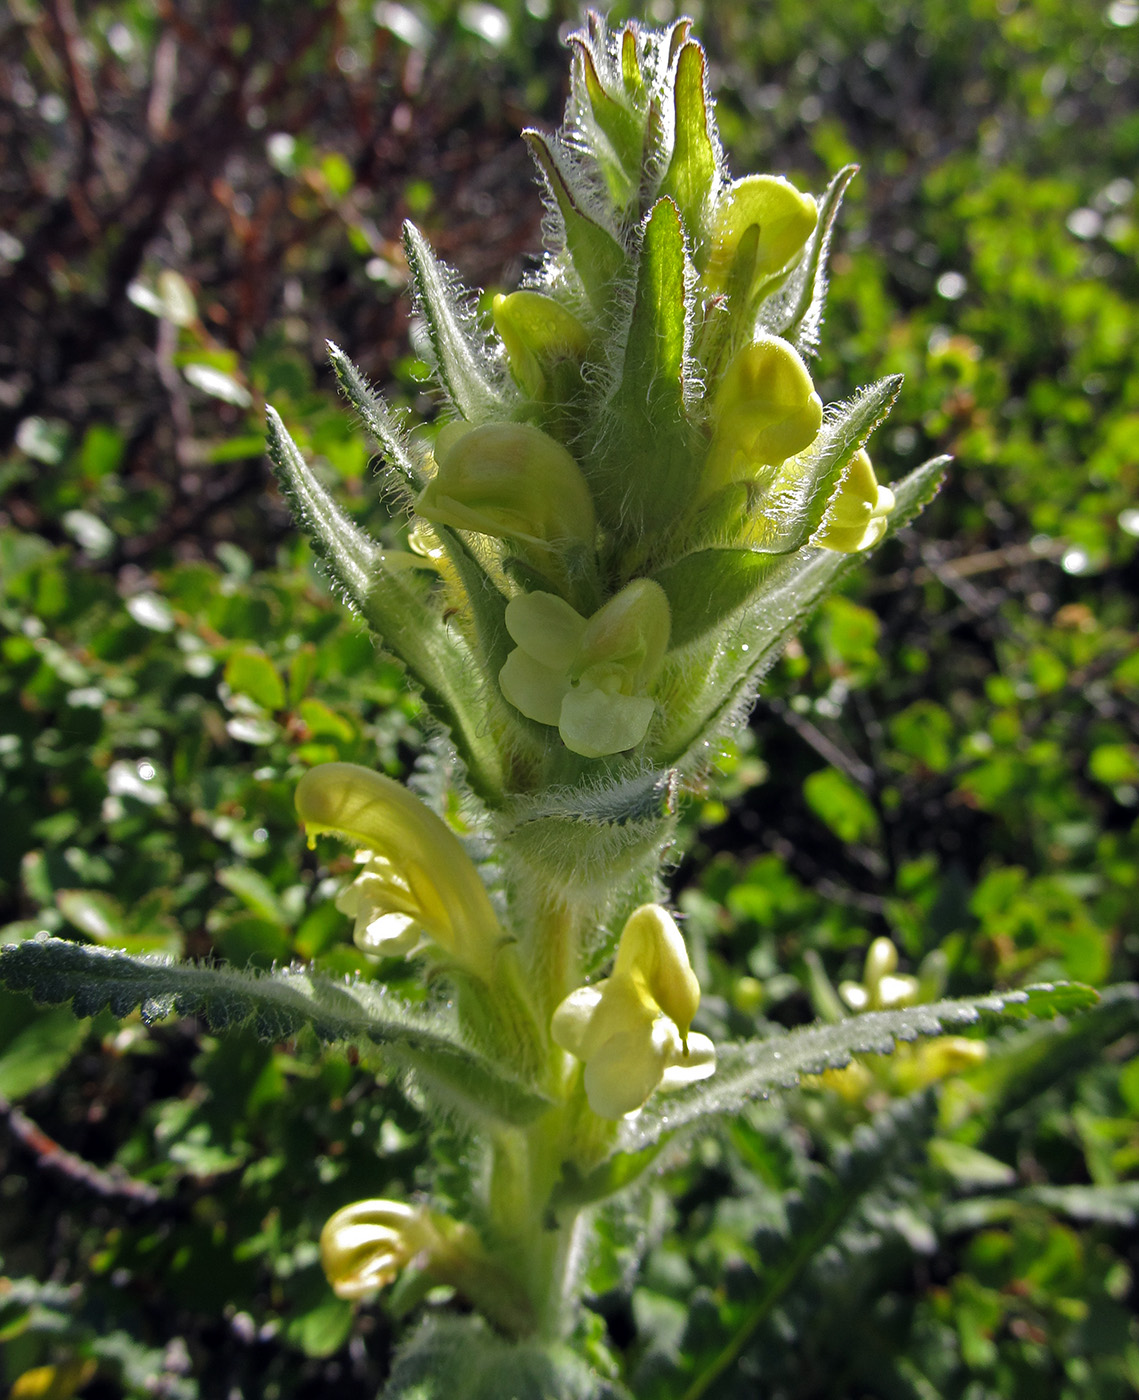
[1,0,1137,1396]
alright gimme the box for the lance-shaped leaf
[760,164,858,355]
[617,983,1098,1152]
[524,131,626,310]
[403,222,514,424]
[741,375,903,555]
[0,936,552,1127]
[660,41,718,253]
[642,1093,936,1400]
[655,453,950,772]
[604,197,694,534]
[326,340,424,494]
[266,406,379,615]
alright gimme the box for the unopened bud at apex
[813,449,896,553]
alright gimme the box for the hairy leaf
[326,340,424,494]
[266,406,379,615]
[0,937,550,1127]
[403,222,514,424]
[618,983,1097,1152]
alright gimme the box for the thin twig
[0,1092,162,1206]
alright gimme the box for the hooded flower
[813,448,896,553]
[551,904,715,1118]
[296,762,502,979]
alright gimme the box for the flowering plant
[0,15,1095,1397]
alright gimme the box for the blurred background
[1,1,1137,1396]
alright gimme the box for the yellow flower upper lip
[296,762,502,978]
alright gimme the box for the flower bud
[704,175,818,300]
[416,421,596,557]
[492,291,591,398]
[613,904,701,1042]
[573,579,670,692]
[704,337,823,493]
[813,448,896,553]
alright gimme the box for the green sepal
[744,374,903,554]
[403,221,514,423]
[652,547,777,650]
[0,936,552,1128]
[524,132,627,310]
[500,769,678,912]
[620,22,645,100]
[760,164,858,355]
[382,1314,620,1400]
[604,197,692,536]
[617,983,1099,1153]
[326,340,424,495]
[660,41,718,256]
[266,406,379,615]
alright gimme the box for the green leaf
[326,340,424,494]
[760,164,858,355]
[224,647,285,711]
[803,767,880,844]
[56,888,126,943]
[266,406,379,615]
[182,362,252,407]
[0,937,551,1128]
[403,222,516,423]
[660,42,717,249]
[641,1094,935,1400]
[0,1004,86,1101]
[617,983,1098,1152]
[216,865,288,926]
[927,1139,1017,1187]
